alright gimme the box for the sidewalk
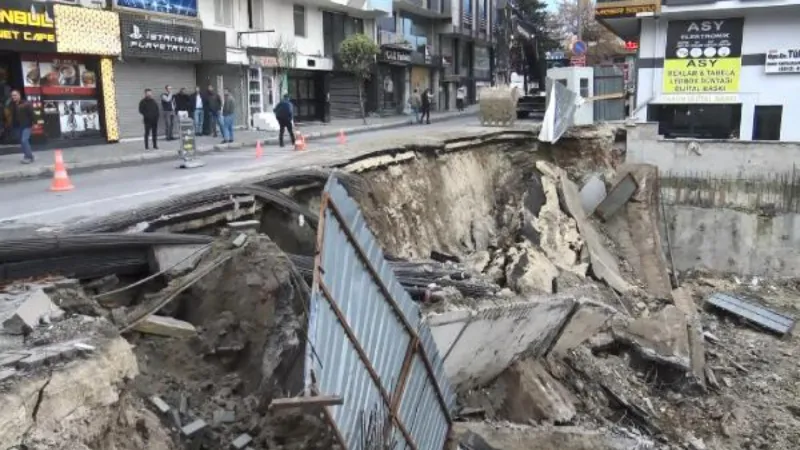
[0,107,476,183]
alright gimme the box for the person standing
[138,88,160,150]
[191,86,205,134]
[273,94,295,148]
[160,85,176,140]
[175,87,191,118]
[206,85,222,138]
[221,87,236,143]
[420,88,432,125]
[409,88,421,124]
[456,84,466,111]
[9,90,34,163]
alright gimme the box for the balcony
[595,0,660,38]
[297,0,392,18]
[393,0,452,19]
[439,23,475,40]
[410,48,444,66]
[378,30,414,50]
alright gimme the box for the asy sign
[663,18,744,94]
[0,0,57,53]
[765,49,800,74]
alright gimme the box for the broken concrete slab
[148,244,210,279]
[454,422,650,450]
[594,173,637,221]
[2,289,64,335]
[132,315,197,338]
[213,409,236,425]
[15,340,92,369]
[673,287,706,389]
[0,352,29,367]
[613,305,691,371]
[0,368,16,382]
[232,233,248,248]
[227,220,260,230]
[427,294,575,390]
[231,433,253,449]
[538,161,633,294]
[150,396,171,414]
[495,359,577,423]
[550,299,619,358]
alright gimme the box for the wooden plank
[269,395,344,410]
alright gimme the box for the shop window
[294,5,306,37]
[579,78,589,97]
[752,105,782,141]
[649,104,742,140]
[214,0,233,27]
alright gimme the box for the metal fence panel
[305,176,456,450]
[593,65,625,122]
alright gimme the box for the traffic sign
[572,40,587,56]
[570,56,586,67]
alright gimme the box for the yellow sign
[596,4,657,18]
[663,58,741,93]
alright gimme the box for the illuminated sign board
[595,1,659,19]
[0,0,57,53]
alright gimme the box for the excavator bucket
[478,85,520,127]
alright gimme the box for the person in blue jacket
[273,94,295,148]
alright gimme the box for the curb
[0,112,472,184]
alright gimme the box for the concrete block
[181,419,207,437]
[0,352,29,367]
[579,175,606,216]
[150,396,171,414]
[613,305,691,371]
[213,409,236,425]
[133,315,197,338]
[148,244,209,278]
[550,300,617,357]
[2,289,64,335]
[231,433,253,449]
[232,233,248,248]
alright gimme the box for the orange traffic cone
[294,132,306,151]
[49,150,74,192]
[255,140,263,158]
[337,129,347,145]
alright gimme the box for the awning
[652,93,741,104]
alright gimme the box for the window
[323,12,364,57]
[248,0,264,30]
[752,105,782,141]
[400,15,429,54]
[214,0,233,27]
[294,5,306,37]
[377,13,396,33]
[648,104,742,140]
[579,78,589,97]
[462,0,473,26]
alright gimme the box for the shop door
[288,75,318,122]
[114,60,197,139]
[0,52,22,148]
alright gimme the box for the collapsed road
[1,125,798,450]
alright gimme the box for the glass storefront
[20,53,103,143]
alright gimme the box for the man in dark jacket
[9,90,35,163]
[273,94,295,148]
[138,89,160,150]
[175,87,191,118]
[161,85,175,140]
[205,85,222,138]
[420,88,432,125]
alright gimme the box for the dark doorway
[648,103,742,139]
[752,105,782,141]
[287,71,321,122]
[0,51,23,147]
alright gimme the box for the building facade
[0,0,122,152]
[599,0,800,141]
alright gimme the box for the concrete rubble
[1,127,798,449]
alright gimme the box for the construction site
[0,119,798,450]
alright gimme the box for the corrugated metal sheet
[706,293,795,336]
[593,65,625,122]
[305,176,456,450]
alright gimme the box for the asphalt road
[0,116,479,232]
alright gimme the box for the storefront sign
[54,4,121,56]
[595,3,657,19]
[0,0,57,53]
[663,18,744,94]
[380,48,411,64]
[656,93,740,104]
[250,55,278,68]
[765,48,800,74]
[120,13,201,61]
[116,0,197,17]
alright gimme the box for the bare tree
[273,35,298,97]
[551,0,625,65]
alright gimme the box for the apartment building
[598,0,800,141]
